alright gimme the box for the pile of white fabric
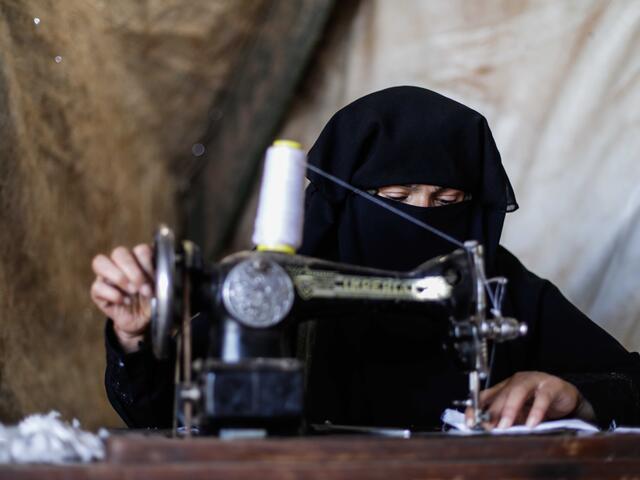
[0,411,108,464]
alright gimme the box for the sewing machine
[149,141,527,435]
[150,228,526,435]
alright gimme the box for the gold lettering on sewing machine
[286,267,451,301]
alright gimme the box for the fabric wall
[0,0,269,427]
[274,0,640,349]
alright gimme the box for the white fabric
[281,0,640,349]
[441,408,599,435]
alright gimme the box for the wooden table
[1,432,640,479]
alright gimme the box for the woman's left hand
[466,371,594,429]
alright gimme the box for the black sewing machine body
[151,227,526,435]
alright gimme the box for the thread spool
[252,140,306,253]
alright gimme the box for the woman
[93,86,640,430]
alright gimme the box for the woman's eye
[379,192,409,201]
[434,197,457,206]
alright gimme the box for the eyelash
[385,193,409,201]
[374,190,469,206]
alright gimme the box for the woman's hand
[466,371,595,429]
[90,244,154,353]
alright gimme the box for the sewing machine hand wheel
[151,225,182,359]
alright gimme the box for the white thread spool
[252,140,306,253]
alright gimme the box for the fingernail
[127,283,137,294]
[141,284,152,297]
[123,297,131,306]
[526,417,536,428]
[497,418,510,430]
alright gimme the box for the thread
[305,163,465,248]
[252,140,306,252]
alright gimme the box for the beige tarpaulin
[279,0,640,349]
[0,0,271,427]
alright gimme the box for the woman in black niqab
[101,86,640,432]
[299,86,640,429]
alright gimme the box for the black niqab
[302,86,516,272]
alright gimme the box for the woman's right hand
[90,244,155,353]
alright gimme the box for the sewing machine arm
[151,226,526,434]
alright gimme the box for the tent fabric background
[0,0,268,427]
[272,0,640,349]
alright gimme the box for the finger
[478,379,511,426]
[497,384,534,429]
[525,389,553,428]
[91,279,126,306]
[464,406,473,427]
[469,388,505,429]
[132,244,154,297]
[515,398,533,425]
[133,244,154,278]
[463,406,490,429]
[485,389,510,428]
[92,254,129,292]
[480,380,508,408]
[111,247,146,293]
[481,377,509,397]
